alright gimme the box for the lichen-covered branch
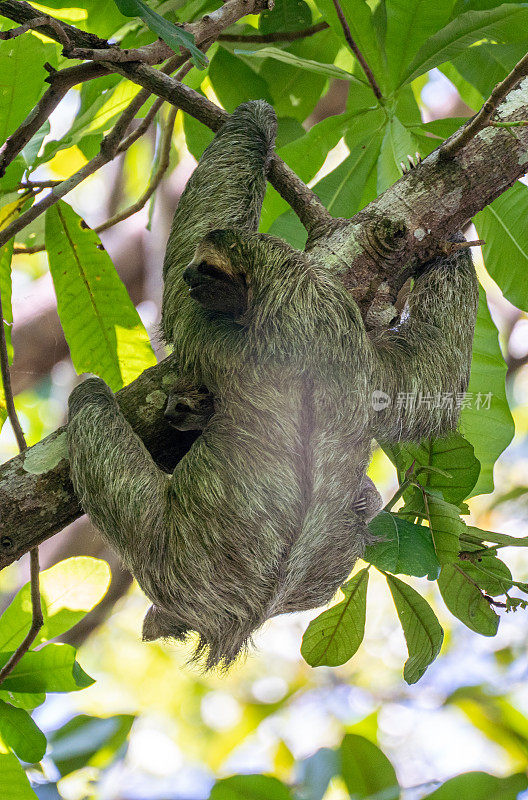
[0,357,198,569]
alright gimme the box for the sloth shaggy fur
[68,101,478,670]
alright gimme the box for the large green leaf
[0,741,37,800]
[0,557,111,652]
[460,286,514,495]
[45,200,156,391]
[37,74,140,166]
[366,512,440,579]
[385,0,456,89]
[300,568,368,667]
[377,115,420,193]
[297,747,339,800]
[0,644,94,694]
[340,734,400,799]
[474,182,528,312]
[260,106,384,231]
[402,4,528,84]
[209,774,293,799]
[386,432,480,507]
[0,701,46,763]
[438,564,500,635]
[236,47,362,82]
[49,714,135,777]
[386,574,444,684]
[313,0,385,92]
[259,0,312,34]
[316,132,384,217]
[111,0,207,68]
[458,542,513,597]
[427,496,466,565]
[209,48,273,112]
[259,29,341,122]
[0,33,56,147]
[423,771,528,800]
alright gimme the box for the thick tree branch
[0,357,198,568]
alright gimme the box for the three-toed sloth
[68,101,478,670]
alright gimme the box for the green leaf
[45,200,156,391]
[459,540,513,596]
[449,40,525,100]
[259,0,312,34]
[209,48,273,112]
[37,75,140,166]
[49,714,135,777]
[235,46,361,82]
[0,742,37,800]
[402,5,528,84]
[111,0,207,68]
[0,701,46,763]
[261,106,384,231]
[423,771,528,800]
[297,747,339,800]
[427,495,467,565]
[21,120,50,169]
[386,432,481,507]
[385,0,456,90]
[460,285,514,495]
[300,568,368,667]
[0,557,111,652]
[377,115,420,193]
[386,574,444,684]
[0,692,45,711]
[438,564,499,635]
[0,644,94,693]
[209,774,293,799]
[259,29,340,122]
[0,33,56,147]
[474,182,528,312]
[313,0,385,90]
[366,512,440,579]
[340,734,400,799]
[315,131,384,217]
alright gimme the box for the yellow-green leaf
[45,200,156,391]
[301,568,369,667]
[386,574,444,684]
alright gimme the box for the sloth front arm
[370,245,479,442]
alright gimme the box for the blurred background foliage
[1,0,528,797]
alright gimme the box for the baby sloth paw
[165,386,214,431]
[182,261,248,318]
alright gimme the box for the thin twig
[0,13,70,46]
[330,0,382,100]
[219,21,328,42]
[0,288,43,686]
[441,238,485,254]
[441,49,528,158]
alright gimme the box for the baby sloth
[68,101,478,669]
